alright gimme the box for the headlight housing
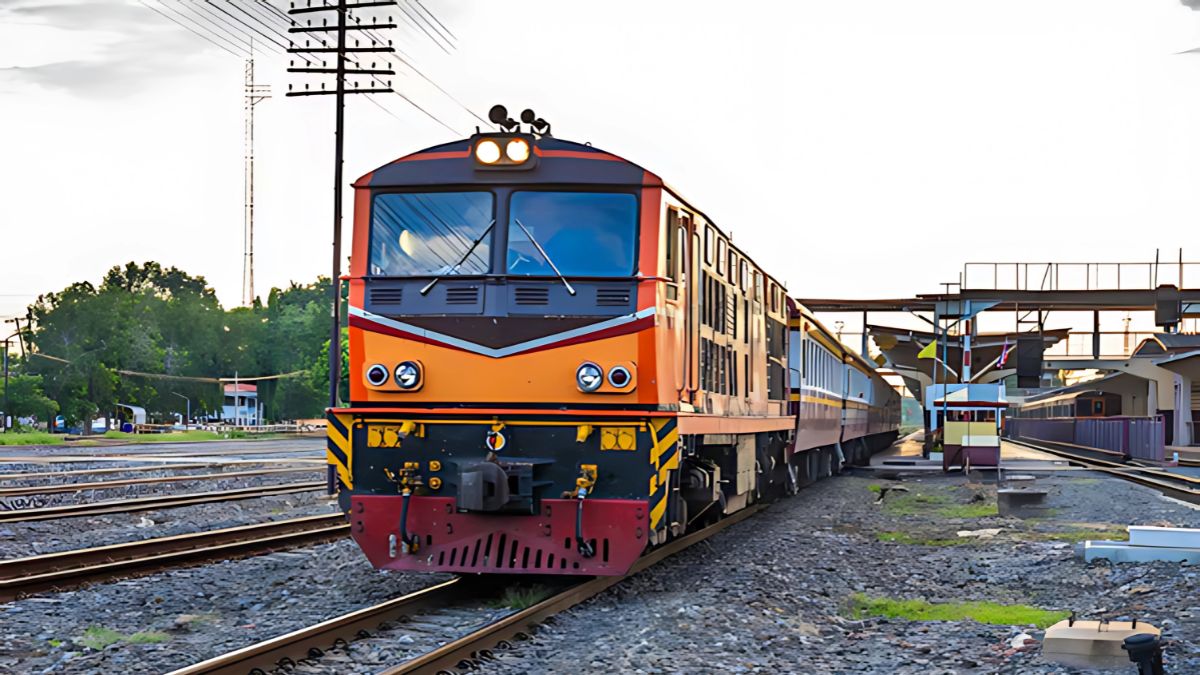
[576,362,603,393]
[365,364,389,387]
[395,361,422,390]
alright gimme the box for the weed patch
[876,531,967,546]
[846,594,1068,628]
[78,626,171,650]
[486,584,554,610]
[880,488,998,519]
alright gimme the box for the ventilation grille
[428,532,610,571]
[514,287,549,306]
[369,287,403,305]
[596,288,631,306]
[445,287,479,305]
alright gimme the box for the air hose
[399,488,419,554]
[575,487,595,558]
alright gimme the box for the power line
[141,0,247,56]
[411,0,456,42]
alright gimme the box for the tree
[0,373,59,423]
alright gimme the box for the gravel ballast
[3,461,1200,673]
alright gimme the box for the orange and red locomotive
[327,107,899,576]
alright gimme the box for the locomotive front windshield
[369,191,494,276]
[368,190,637,277]
[506,191,638,277]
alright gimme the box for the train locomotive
[327,106,900,576]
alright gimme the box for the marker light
[607,366,631,388]
[366,364,389,387]
[475,139,501,164]
[505,138,530,163]
[576,362,603,392]
[395,361,422,390]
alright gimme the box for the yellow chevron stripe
[650,493,668,530]
[651,428,679,466]
[327,413,353,489]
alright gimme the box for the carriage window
[728,251,738,285]
[704,226,714,265]
[665,210,679,281]
[740,260,749,291]
[369,191,494,276]
[753,271,762,302]
[507,191,637,277]
[716,238,727,275]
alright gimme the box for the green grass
[0,431,65,446]
[876,531,967,546]
[78,626,170,650]
[880,489,999,519]
[486,584,554,610]
[126,631,170,645]
[78,627,124,650]
[846,594,1068,628]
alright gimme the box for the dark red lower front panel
[349,496,650,576]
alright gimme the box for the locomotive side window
[665,210,679,282]
[369,191,494,276]
[507,191,638,277]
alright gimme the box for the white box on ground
[1128,526,1200,549]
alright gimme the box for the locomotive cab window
[506,191,638,277]
[369,191,494,276]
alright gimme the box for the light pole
[171,392,191,429]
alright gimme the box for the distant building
[222,383,261,426]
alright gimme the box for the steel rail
[382,504,767,675]
[0,481,325,522]
[0,466,319,497]
[0,514,348,601]
[167,504,767,675]
[0,462,222,481]
[1006,438,1200,503]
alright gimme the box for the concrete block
[1079,540,1200,564]
[998,488,1049,518]
[1128,525,1200,549]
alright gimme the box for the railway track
[0,481,325,522]
[167,504,767,675]
[0,513,348,602]
[0,466,319,498]
[1007,438,1200,504]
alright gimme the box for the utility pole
[286,1,396,413]
[2,338,9,433]
[243,49,270,307]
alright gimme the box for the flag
[997,338,1014,367]
[917,340,937,359]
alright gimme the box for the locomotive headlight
[576,362,603,393]
[505,138,530,163]
[395,361,422,390]
[474,139,501,164]
[365,364,389,387]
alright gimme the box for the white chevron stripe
[349,305,656,358]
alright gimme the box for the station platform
[864,433,1077,473]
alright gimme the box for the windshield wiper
[513,218,576,296]
[420,219,496,295]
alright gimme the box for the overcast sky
[3,0,1200,335]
